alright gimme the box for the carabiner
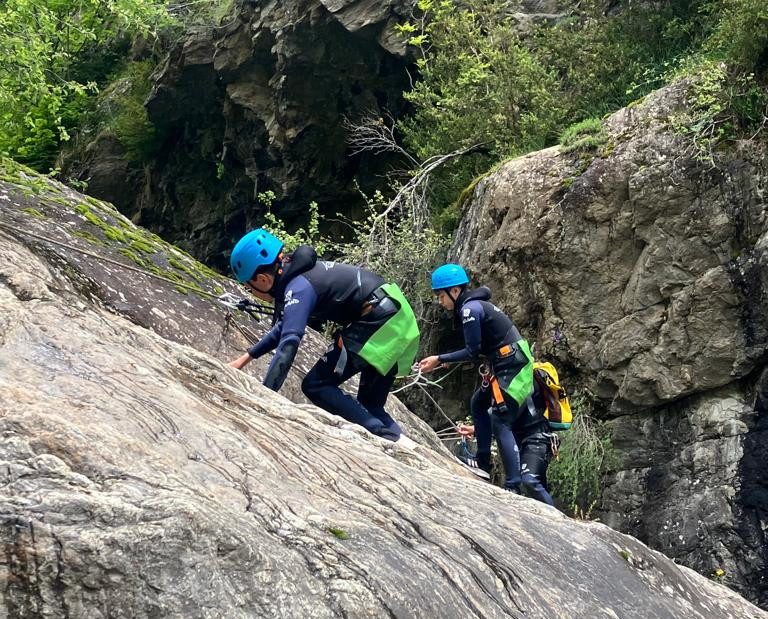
[478,363,490,388]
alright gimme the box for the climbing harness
[478,362,508,415]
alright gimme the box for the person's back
[273,246,385,327]
[228,228,419,442]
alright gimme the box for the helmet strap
[447,288,458,307]
[268,252,285,295]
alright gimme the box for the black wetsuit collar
[454,286,491,316]
[272,245,317,299]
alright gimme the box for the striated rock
[1,162,766,618]
[451,80,768,606]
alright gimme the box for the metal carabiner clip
[478,363,490,388]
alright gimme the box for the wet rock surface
[1,165,765,617]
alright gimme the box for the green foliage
[559,118,608,153]
[392,0,768,219]
[670,60,768,162]
[399,0,563,208]
[704,0,768,70]
[548,394,616,517]
[395,0,719,213]
[535,1,706,121]
[0,0,171,170]
[337,190,449,320]
[99,60,159,161]
[257,191,330,256]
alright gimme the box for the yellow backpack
[533,361,573,431]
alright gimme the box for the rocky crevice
[62,0,417,270]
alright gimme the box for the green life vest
[358,283,420,376]
[496,338,534,406]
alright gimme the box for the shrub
[704,0,768,71]
[257,191,330,256]
[0,0,171,170]
[397,0,564,211]
[548,393,617,517]
[670,60,768,163]
[100,60,160,161]
[336,189,449,321]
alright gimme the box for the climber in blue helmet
[417,264,554,505]
[228,228,420,442]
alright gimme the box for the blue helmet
[431,263,469,290]
[230,228,284,283]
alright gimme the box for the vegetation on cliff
[398,0,767,212]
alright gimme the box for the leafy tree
[704,0,768,71]
[398,0,563,210]
[0,0,171,169]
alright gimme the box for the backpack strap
[534,367,562,417]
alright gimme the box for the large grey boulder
[1,163,765,617]
[451,79,768,607]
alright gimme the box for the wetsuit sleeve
[262,276,317,391]
[247,322,282,359]
[438,301,484,364]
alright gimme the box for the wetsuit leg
[520,440,555,506]
[491,407,522,490]
[357,362,401,440]
[302,343,396,440]
[470,387,493,472]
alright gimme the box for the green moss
[85,195,107,209]
[104,227,125,242]
[75,203,162,256]
[434,172,488,234]
[167,253,221,283]
[560,118,608,154]
[598,140,615,158]
[626,95,648,109]
[168,256,206,280]
[619,549,631,562]
[72,229,106,246]
[327,527,350,540]
[561,176,575,189]
[128,237,156,254]
[117,247,151,268]
[22,207,45,218]
[76,204,110,230]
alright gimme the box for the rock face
[451,80,768,607]
[2,165,766,617]
[63,0,417,270]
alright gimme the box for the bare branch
[342,111,419,166]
